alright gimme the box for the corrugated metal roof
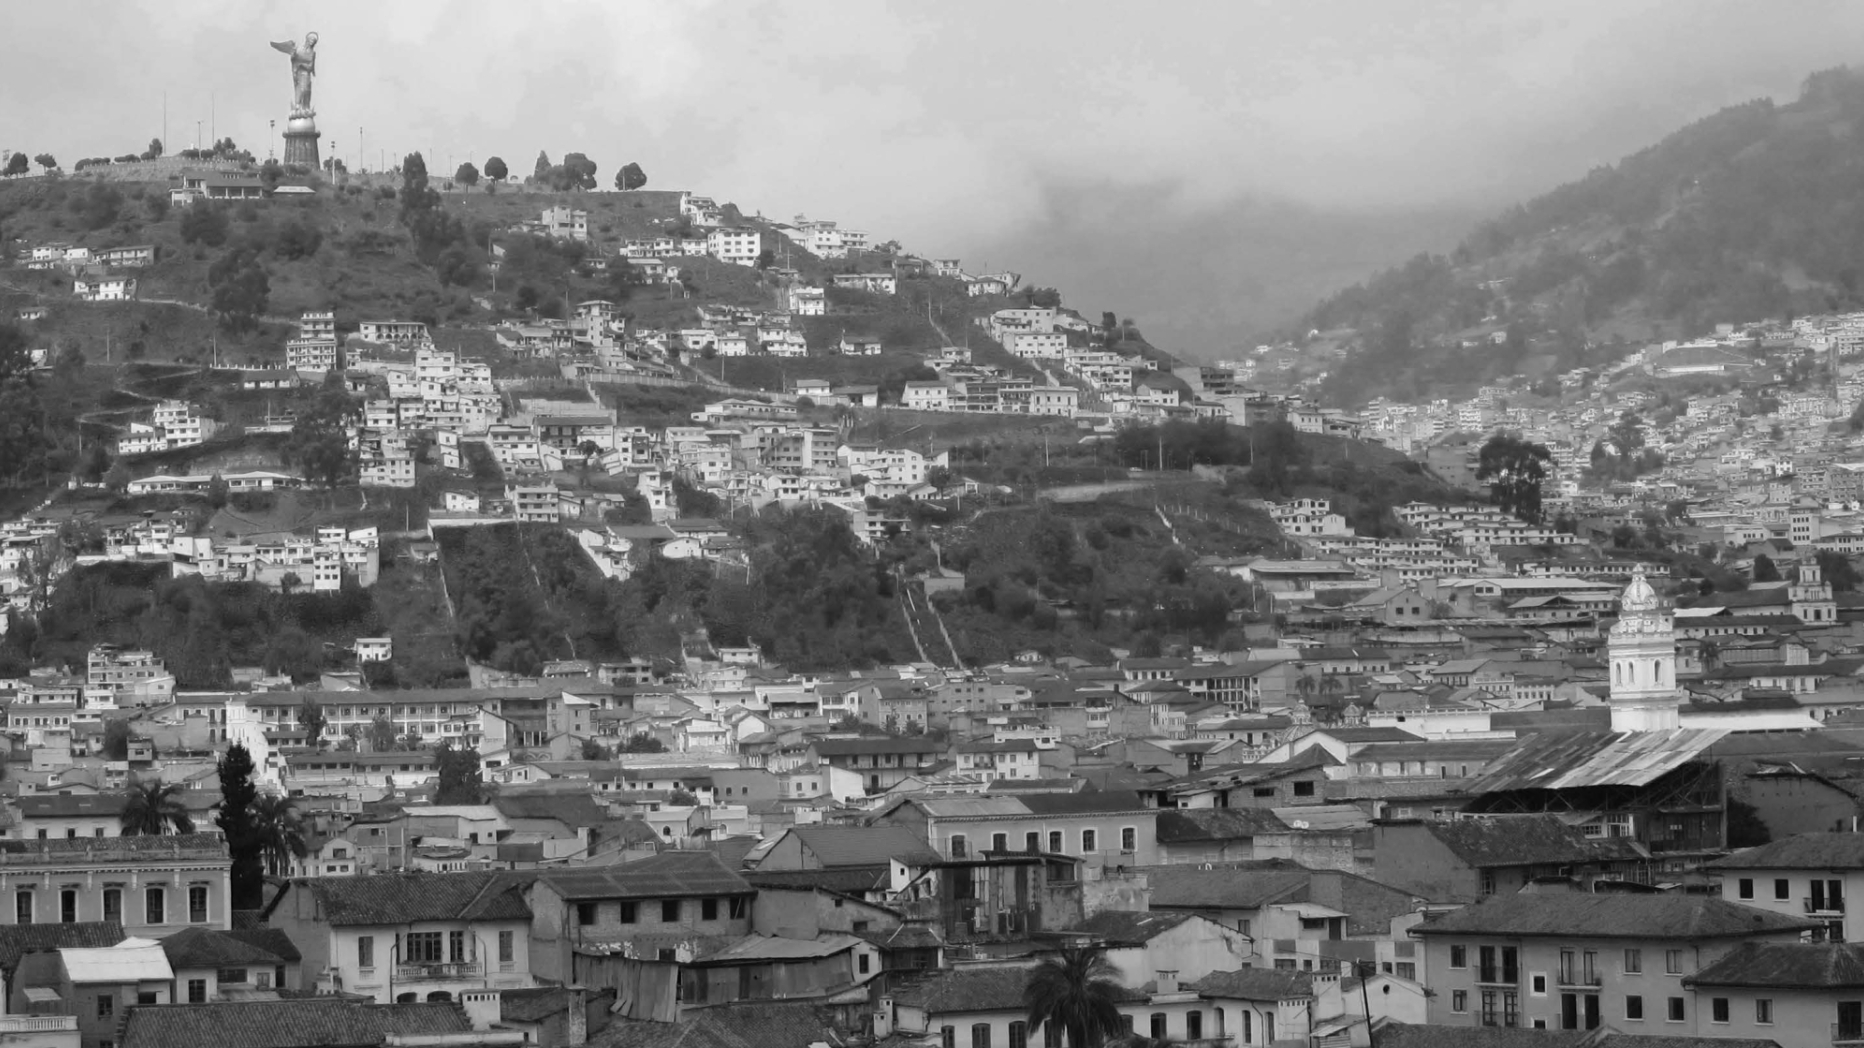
[1462,729,1727,794]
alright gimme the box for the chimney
[460,989,501,1031]
[565,984,588,1047]
[1156,970,1178,995]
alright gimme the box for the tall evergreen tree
[216,744,265,910]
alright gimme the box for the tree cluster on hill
[287,373,357,486]
[438,524,623,675]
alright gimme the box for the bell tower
[1790,560,1836,624]
[1608,564,1680,732]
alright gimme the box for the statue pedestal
[283,114,320,169]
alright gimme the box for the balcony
[1556,972,1603,987]
[0,1016,77,1033]
[1833,1023,1864,1045]
[1476,968,1520,986]
[1808,897,1848,915]
[396,961,482,981]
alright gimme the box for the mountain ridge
[1296,64,1864,406]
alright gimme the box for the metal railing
[395,961,483,980]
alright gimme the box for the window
[1667,998,1685,1022]
[1186,1011,1202,1040]
[1626,996,1643,1021]
[702,898,719,921]
[1025,832,1040,852]
[102,889,121,924]
[498,931,514,966]
[1775,879,1791,901]
[992,833,1008,853]
[60,890,76,924]
[1121,827,1137,852]
[358,936,375,969]
[972,1023,992,1048]
[405,932,443,964]
[941,1028,955,1048]
[449,931,465,963]
[1450,945,1468,969]
[620,902,638,924]
[1396,962,1416,980]
[1480,871,1496,896]
[1008,1022,1026,1048]
[1081,829,1098,853]
[859,954,871,975]
[662,899,680,922]
[1531,974,1546,994]
[577,903,598,926]
[1480,990,1497,1026]
[1737,878,1754,899]
[1755,999,1773,1024]
[12,891,29,925]
[1149,1014,1167,1039]
[950,835,969,859]
[1452,991,1468,1013]
[1048,831,1063,852]
[189,886,208,924]
[1711,998,1729,1023]
[1664,950,1683,975]
[145,887,164,926]
[187,979,206,1004]
[97,994,113,1018]
[1044,1021,1063,1048]
[1624,949,1641,974]
[1292,780,1316,797]
[217,968,247,985]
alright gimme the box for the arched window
[1150,1014,1168,1039]
[941,1027,955,1048]
[1186,1010,1203,1041]
[1009,1022,1027,1048]
[972,1023,992,1048]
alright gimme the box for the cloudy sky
[7,0,1863,353]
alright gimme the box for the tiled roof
[1370,1024,1586,1048]
[223,927,301,963]
[296,871,532,925]
[493,792,611,827]
[1687,941,1864,988]
[118,998,470,1048]
[1145,867,1308,910]
[588,1001,840,1048]
[1067,910,1194,945]
[782,825,941,868]
[1417,815,1647,868]
[0,921,122,973]
[1706,832,1864,870]
[1018,791,1149,815]
[1411,893,1819,940]
[742,869,890,894]
[1592,1036,1782,1048]
[1156,808,1290,843]
[1189,968,1315,1000]
[539,851,751,900]
[809,737,939,756]
[159,927,281,970]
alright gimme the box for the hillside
[1297,66,1864,406]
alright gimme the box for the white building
[706,227,762,266]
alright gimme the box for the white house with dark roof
[264,871,535,1003]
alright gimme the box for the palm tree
[119,780,193,836]
[252,794,308,877]
[1024,944,1128,1048]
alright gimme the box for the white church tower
[1608,564,1680,732]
